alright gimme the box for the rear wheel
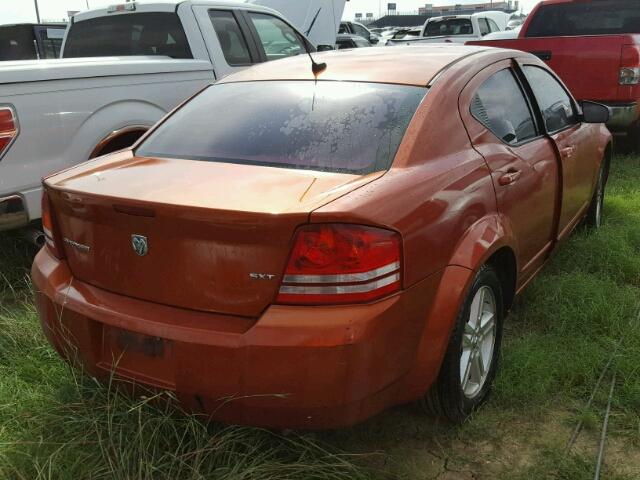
[422,264,504,423]
[584,164,606,229]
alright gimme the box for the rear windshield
[526,1,640,37]
[36,27,65,59]
[63,12,192,58]
[425,19,473,37]
[136,81,427,174]
[0,25,36,60]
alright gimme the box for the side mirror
[317,44,334,52]
[581,101,611,124]
[369,35,379,44]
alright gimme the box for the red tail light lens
[41,191,64,259]
[0,106,18,158]
[276,224,401,305]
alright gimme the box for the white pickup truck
[387,11,509,46]
[0,0,343,233]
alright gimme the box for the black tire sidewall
[585,164,606,228]
[440,265,504,419]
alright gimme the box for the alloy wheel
[460,285,497,399]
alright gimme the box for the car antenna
[299,35,326,76]
[309,51,327,76]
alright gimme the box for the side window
[487,18,500,32]
[478,18,490,36]
[248,13,305,61]
[471,69,538,145]
[523,66,578,132]
[208,10,252,65]
[352,23,369,38]
[338,23,348,34]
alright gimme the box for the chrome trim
[63,237,91,253]
[603,102,639,131]
[279,273,400,295]
[0,194,28,231]
[283,261,400,284]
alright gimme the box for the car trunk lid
[45,151,383,317]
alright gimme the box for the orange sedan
[32,46,612,429]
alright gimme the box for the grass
[0,154,639,479]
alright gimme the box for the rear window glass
[425,19,473,37]
[37,27,64,58]
[526,1,640,37]
[64,12,192,58]
[0,25,36,60]
[136,81,426,174]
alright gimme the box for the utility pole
[33,0,41,23]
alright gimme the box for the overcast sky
[2,0,538,24]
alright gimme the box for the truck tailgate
[468,35,639,102]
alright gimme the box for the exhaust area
[23,228,45,249]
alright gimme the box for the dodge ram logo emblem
[131,234,148,257]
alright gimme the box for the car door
[459,59,560,284]
[519,62,599,239]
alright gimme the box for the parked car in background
[33,45,612,429]
[469,0,640,145]
[0,0,342,234]
[386,27,422,42]
[335,33,371,49]
[506,18,524,30]
[480,25,521,40]
[0,23,66,60]
[339,20,379,44]
[387,11,509,45]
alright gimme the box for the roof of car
[73,0,279,22]
[219,45,493,87]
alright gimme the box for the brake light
[620,45,640,85]
[41,191,64,259]
[276,224,401,305]
[0,106,18,159]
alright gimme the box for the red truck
[469,0,640,145]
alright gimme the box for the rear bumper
[0,186,42,231]
[0,194,28,231]
[602,102,640,131]
[32,246,448,429]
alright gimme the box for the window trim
[469,66,543,148]
[207,8,256,67]
[517,61,581,136]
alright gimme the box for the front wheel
[584,164,606,229]
[421,264,504,423]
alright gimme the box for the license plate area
[100,326,176,390]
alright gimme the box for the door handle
[561,146,576,159]
[498,169,521,186]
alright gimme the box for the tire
[421,264,504,423]
[584,164,606,229]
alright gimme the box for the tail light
[276,224,401,305]
[0,106,18,159]
[620,45,640,85]
[41,191,64,259]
